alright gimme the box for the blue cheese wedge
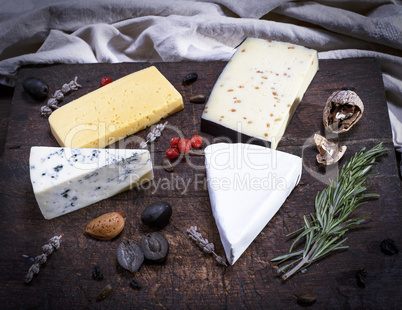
[29,147,153,219]
[204,143,302,265]
[201,37,318,149]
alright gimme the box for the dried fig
[314,134,346,165]
[323,89,364,133]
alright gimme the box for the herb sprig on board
[272,143,388,280]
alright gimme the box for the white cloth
[1,0,401,150]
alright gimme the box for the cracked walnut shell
[323,89,364,133]
[314,134,347,165]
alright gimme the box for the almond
[85,212,125,240]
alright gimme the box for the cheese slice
[29,146,153,219]
[49,66,183,148]
[201,38,318,149]
[204,143,302,265]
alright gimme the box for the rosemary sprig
[271,143,388,280]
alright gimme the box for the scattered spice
[40,77,81,117]
[189,94,206,103]
[139,121,168,149]
[130,279,142,290]
[380,239,398,255]
[97,284,113,301]
[182,72,198,85]
[92,265,104,281]
[356,269,367,288]
[187,226,227,266]
[293,293,317,305]
[162,158,174,172]
[24,235,62,283]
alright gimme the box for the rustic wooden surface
[0,59,401,309]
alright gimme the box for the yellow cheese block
[49,66,183,148]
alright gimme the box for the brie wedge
[204,143,302,265]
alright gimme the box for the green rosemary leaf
[271,143,388,280]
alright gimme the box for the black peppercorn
[182,72,198,85]
[130,279,142,290]
[380,239,398,255]
[92,265,104,281]
[356,269,367,288]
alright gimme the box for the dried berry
[356,269,367,288]
[170,136,180,148]
[92,265,104,281]
[100,77,113,87]
[182,72,198,85]
[130,279,142,290]
[162,158,174,172]
[380,239,398,255]
[23,77,49,99]
[97,284,113,301]
[294,293,317,305]
[190,94,206,103]
[178,138,191,154]
[140,232,169,262]
[116,240,144,273]
[141,202,172,228]
[166,148,179,160]
[190,135,203,148]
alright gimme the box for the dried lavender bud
[92,265,104,281]
[356,269,367,288]
[40,105,53,117]
[380,239,398,255]
[25,272,34,284]
[294,293,317,305]
[24,235,62,283]
[42,244,54,256]
[97,284,113,301]
[40,77,81,117]
[187,226,228,266]
[130,279,142,290]
[28,263,40,275]
[139,121,168,148]
[182,72,198,85]
[34,254,47,265]
[49,235,62,249]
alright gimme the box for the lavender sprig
[139,121,168,148]
[41,77,81,117]
[24,235,62,283]
[187,226,227,266]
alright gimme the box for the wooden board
[0,59,401,309]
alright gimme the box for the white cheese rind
[205,143,302,265]
[29,147,153,219]
[201,38,318,149]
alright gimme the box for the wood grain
[0,59,401,309]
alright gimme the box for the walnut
[314,134,347,165]
[323,89,364,133]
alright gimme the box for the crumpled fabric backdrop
[1,0,401,151]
